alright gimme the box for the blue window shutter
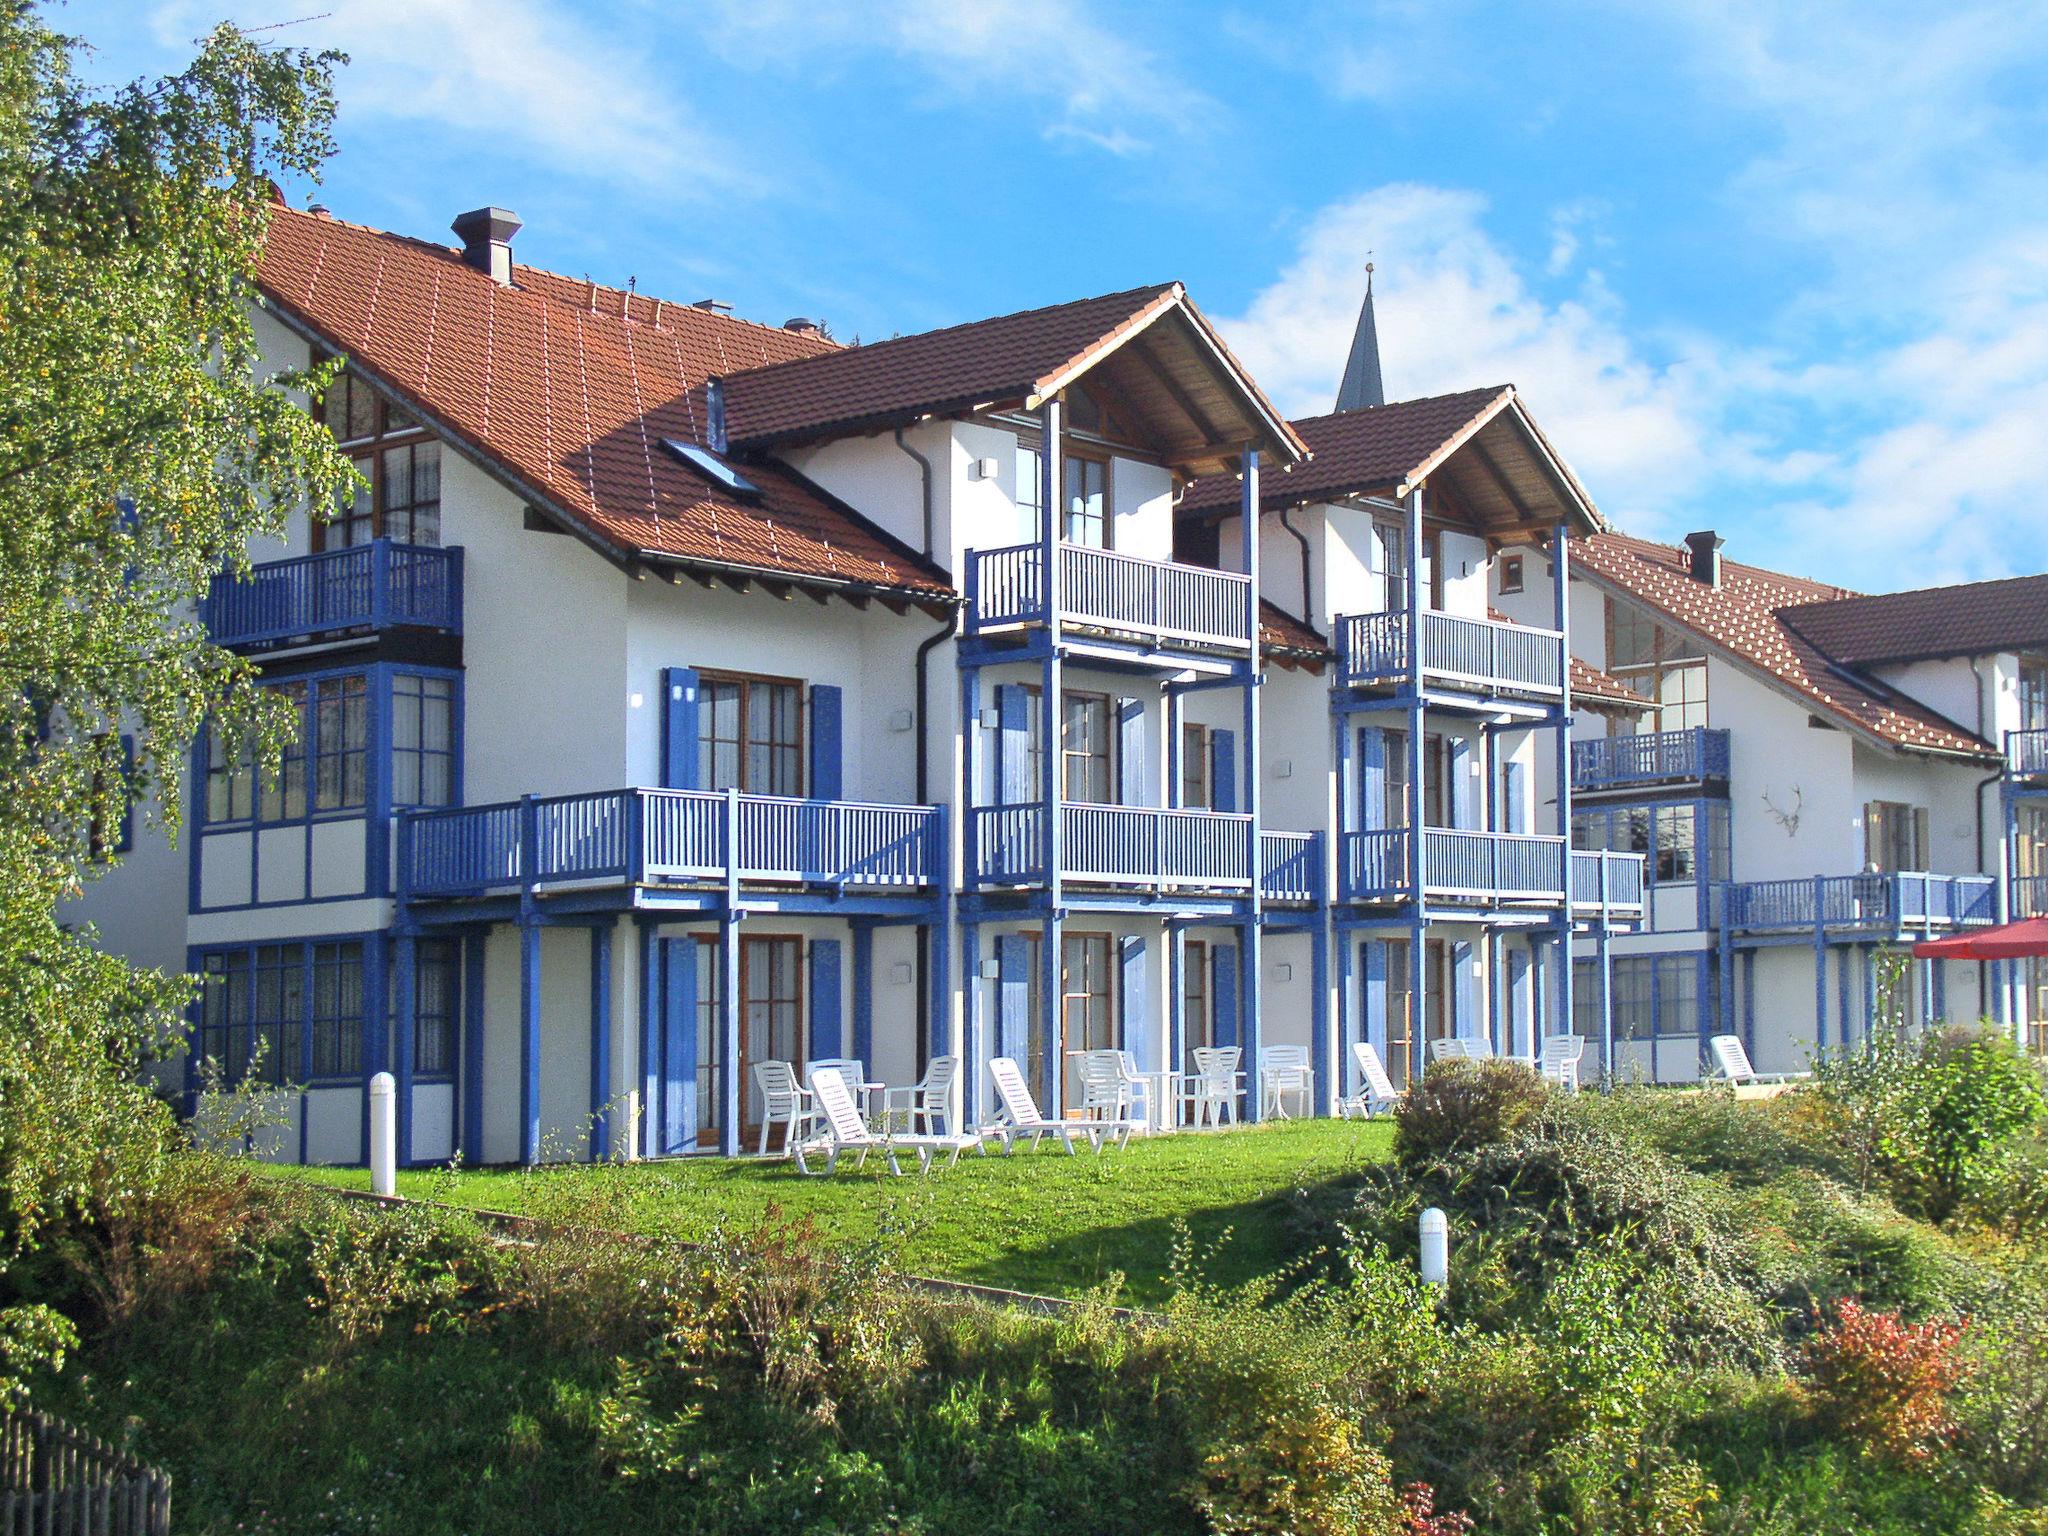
[808,685,843,800]
[661,667,700,790]
[1450,737,1475,830]
[1118,935,1149,1070]
[1453,940,1476,1041]
[1117,698,1145,806]
[1358,727,1387,831]
[1212,943,1239,1048]
[1363,941,1388,1052]
[660,937,698,1154]
[1212,729,1238,813]
[808,939,842,1060]
[997,685,1032,803]
[1504,759,1527,834]
[996,935,1031,1062]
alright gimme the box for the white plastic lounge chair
[1337,1041,1402,1119]
[1182,1046,1242,1127]
[1259,1043,1315,1119]
[1708,1034,1810,1087]
[752,1060,815,1156]
[793,1068,981,1175]
[1539,1033,1586,1093]
[807,1056,877,1122]
[883,1054,957,1135]
[984,1057,1135,1153]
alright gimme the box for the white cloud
[149,0,741,194]
[695,0,1205,154]
[1214,185,1717,531]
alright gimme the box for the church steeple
[1336,262,1385,412]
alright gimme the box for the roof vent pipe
[705,377,729,455]
[1684,529,1724,588]
[451,207,522,286]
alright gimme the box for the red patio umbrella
[1912,917,2048,961]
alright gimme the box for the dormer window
[315,360,440,550]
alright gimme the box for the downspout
[1971,656,2006,1023]
[1278,504,1314,628]
[894,418,945,1071]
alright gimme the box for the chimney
[1684,529,1724,588]
[783,317,823,336]
[451,207,522,286]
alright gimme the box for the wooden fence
[0,1409,170,1535]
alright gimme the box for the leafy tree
[0,2,348,1392]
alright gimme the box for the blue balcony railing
[1572,727,1730,791]
[965,542,1253,653]
[401,788,939,901]
[1338,609,1565,699]
[1570,849,1647,916]
[1341,827,1568,903]
[970,803,1254,892]
[203,540,462,650]
[1725,872,1996,935]
[1261,830,1323,905]
[2007,728,2048,780]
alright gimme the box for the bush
[1805,1299,1967,1464]
[1393,1058,1549,1168]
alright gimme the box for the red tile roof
[1181,386,1511,514]
[1777,573,2048,665]
[256,206,952,598]
[1573,532,1992,758]
[1571,655,1649,711]
[1261,601,1332,662]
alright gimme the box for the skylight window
[662,438,760,498]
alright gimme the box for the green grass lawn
[290,1119,1393,1306]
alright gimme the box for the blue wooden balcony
[401,787,939,902]
[203,540,462,651]
[1571,849,1648,919]
[1725,872,1996,937]
[1338,609,1565,700]
[1261,830,1323,906]
[1340,827,1568,904]
[1573,727,1730,792]
[969,803,1265,894]
[965,542,1254,655]
[2007,728,2048,782]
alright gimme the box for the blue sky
[63,0,2048,590]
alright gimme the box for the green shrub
[1393,1058,1550,1168]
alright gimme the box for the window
[1864,800,1929,872]
[260,681,309,821]
[741,936,802,1136]
[1376,523,1408,614]
[311,676,369,812]
[413,939,459,1077]
[391,674,457,808]
[2029,957,2048,1058]
[1180,722,1213,810]
[207,722,255,824]
[1425,531,1444,611]
[1384,728,1412,829]
[1606,599,1708,732]
[1019,687,1115,804]
[2018,804,2048,919]
[316,363,439,549]
[1575,802,1718,886]
[698,673,803,796]
[1059,932,1115,1106]
[692,935,721,1147]
[1384,937,1415,1089]
[2021,659,2048,735]
[1016,444,1044,541]
[309,941,365,1079]
[1654,803,1695,883]
[1182,939,1210,1054]
[1577,955,1713,1045]
[1063,454,1108,546]
[1498,553,1524,595]
[194,940,366,1086]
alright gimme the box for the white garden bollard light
[1419,1206,1450,1289]
[369,1071,397,1197]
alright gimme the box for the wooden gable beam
[1129,333,1231,448]
[1465,433,1544,527]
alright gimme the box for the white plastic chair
[1183,1046,1242,1127]
[1259,1043,1315,1119]
[1708,1034,1810,1087]
[807,1056,872,1117]
[794,1068,980,1175]
[1115,1050,1154,1125]
[1538,1033,1586,1093]
[1427,1036,1469,1065]
[883,1054,957,1135]
[985,1057,1132,1153]
[1337,1041,1402,1119]
[752,1060,815,1157]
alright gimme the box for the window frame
[696,670,806,798]
[192,937,369,1089]
[314,360,440,552]
[1863,798,1929,873]
[1180,721,1214,810]
[1605,597,1709,734]
[1498,553,1525,595]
